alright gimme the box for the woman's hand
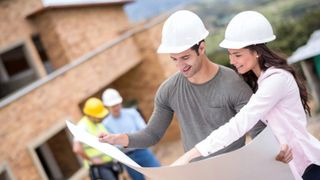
[275,144,293,163]
[98,132,129,147]
[171,148,202,166]
[171,155,191,166]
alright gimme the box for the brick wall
[29,5,131,69]
[0,38,142,179]
[0,0,41,48]
[0,1,182,179]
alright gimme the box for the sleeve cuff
[195,141,211,157]
[195,138,226,157]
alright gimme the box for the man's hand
[98,132,129,147]
[91,157,104,165]
[275,144,293,163]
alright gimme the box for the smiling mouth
[236,65,243,69]
[183,65,191,72]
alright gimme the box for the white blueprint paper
[66,120,140,167]
[66,120,294,180]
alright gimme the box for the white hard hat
[102,88,123,107]
[219,11,276,49]
[157,10,209,54]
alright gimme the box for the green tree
[271,9,320,55]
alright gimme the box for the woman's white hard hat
[219,11,276,49]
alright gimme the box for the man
[99,10,290,163]
[73,97,122,180]
[102,88,160,180]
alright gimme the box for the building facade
[0,0,180,179]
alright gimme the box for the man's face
[109,104,122,118]
[169,47,203,79]
[89,116,103,123]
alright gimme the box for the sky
[41,0,198,22]
[124,0,198,22]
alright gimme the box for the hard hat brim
[219,35,276,49]
[94,108,109,118]
[103,97,123,107]
[157,44,195,54]
[157,31,209,54]
[84,108,109,118]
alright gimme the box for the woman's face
[228,48,261,76]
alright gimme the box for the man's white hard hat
[157,10,209,54]
[102,88,123,107]
[219,11,276,49]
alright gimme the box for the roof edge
[26,0,134,18]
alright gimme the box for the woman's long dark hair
[240,44,311,116]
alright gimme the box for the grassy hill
[185,0,320,66]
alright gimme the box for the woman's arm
[171,143,292,166]
[171,71,291,165]
[196,72,287,156]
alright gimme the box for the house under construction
[0,0,181,179]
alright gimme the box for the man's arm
[127,103,174,148]
[247,120,266,139]
[99,103,174,148]
[73,141,90,161]
[100,83,175,148]
[73,141,105,164]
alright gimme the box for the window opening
[0,44,37,99]
[34,128,81,179]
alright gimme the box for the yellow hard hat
[83,97,109,118]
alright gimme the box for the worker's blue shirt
[102,107,161,176]
[102,108,146,134]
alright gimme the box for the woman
[172,11,320,180]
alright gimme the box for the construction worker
[102,88,160,180]
[99,10,290,164]
[172,11,320,180]
[73,97,122,180]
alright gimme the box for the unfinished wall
[0,0,47,79]
[0,0,41,48]
[0,38,142,179]
[0,2,183,179]
[29,5,131,69]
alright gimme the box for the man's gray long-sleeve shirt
[128,65,264,157]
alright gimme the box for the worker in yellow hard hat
[73,97,122,180]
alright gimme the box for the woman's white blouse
[195,67,320,179]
